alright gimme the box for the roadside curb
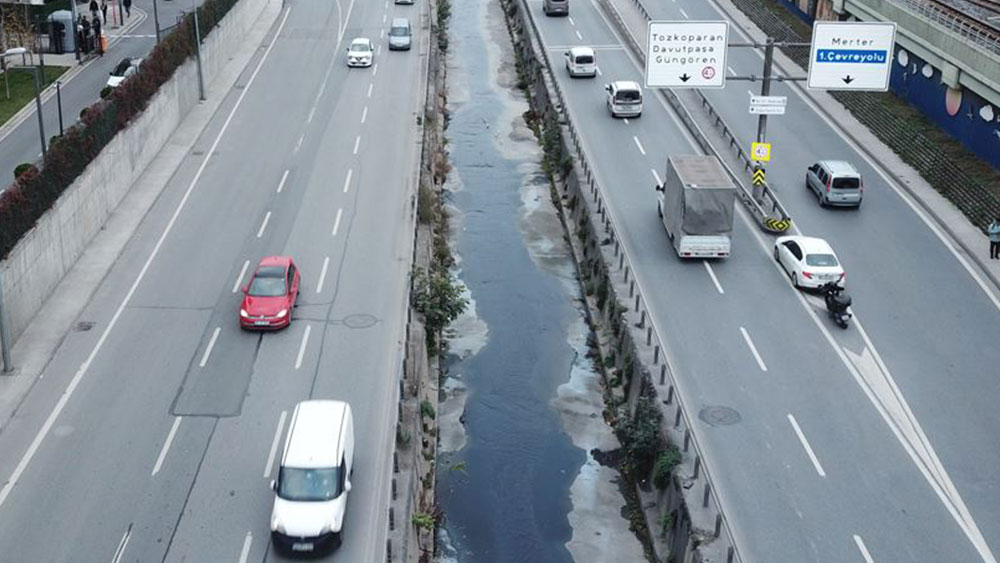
[0,7,149,144]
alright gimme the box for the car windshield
[111,59,131,76]
[832,177,860,190]
[615,90,641,103]
[575,55,594,64]
[351,42,371,52]
[278,467,343,501]
[389,26,408,36]
[248,266,287,296]
[805,253,839,267]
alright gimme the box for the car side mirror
[344,480,352,493]
[654,184,663,192]
[564,51,569,56]
[270,479,277,491]
[604,84,611,92]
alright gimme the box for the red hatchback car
[240,256,301,330]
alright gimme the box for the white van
[605,80,642,117]
[270,400,355,554]
[564,47,597,77]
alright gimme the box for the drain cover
[343,314,378,329]
[698,406,741,427]
[74,321,94,332]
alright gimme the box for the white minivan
[564,47,597,77]
[270,400,355,554]
[605,80,642,117]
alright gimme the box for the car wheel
[819,194,828,208]
[773,246,780,262]
[657,202,663,218]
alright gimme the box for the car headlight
[324,514,343,534]
[271,515,285,534]
[276,309,287,318]
[240,309,249,318]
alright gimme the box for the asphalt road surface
[0,0,426,559]
[527,0,1000,560]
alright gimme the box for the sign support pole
[753,38,774,202]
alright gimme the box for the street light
[1,47,46,159]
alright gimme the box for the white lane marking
[256,211,272,238]
[651,168,662,186]
[854,535,875,563]
[373,63,379,77]
[316,256,330,293]
[632,135,646,155]
[623,118,629,125]
[306,106,316,123]
[294,132,304,153]
[727,65,736,75]
[679,7,689,17]
[377,44,382,56]
[361,106,368,123]
[380,28,384,38]
[568,15,576,25]
[596,66,602,76]
[314,81,326,105]
[264,411,288,478]
[343,169,354,193]
[238,532,253,563]
[739,327,767,372]
[703,261,724,294]
[368,83,374,97]
[295,324,312,370]
[787,413,826,477]
[353,135,361,154]
[198,327,221,367]
[232,260,250,293]
[111,525,132,563]
[382,12,387,22]
[575,29,583,40]
[276,169,289,193]
[332,208,344,236]
[0,7,293,511]
[152,416,183,476]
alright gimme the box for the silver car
[388,18,412,50]
[805,160,863,208]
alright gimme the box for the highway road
[0,0,426,559]
[0,0,205,188]
[527,0,1000,560]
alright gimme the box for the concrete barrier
[0,0,270,344]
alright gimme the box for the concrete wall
[0,0,271,344]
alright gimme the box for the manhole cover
[698,406,741,427]
[343,314,378,329]
[74,321,94,332]
[191,150,205,156]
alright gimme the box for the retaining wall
[0,0,271,345]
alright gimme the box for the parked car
[106,57,142,88]
[388,18,412,51]
[564,46,597,77]
[773,235,845,290]
[239,256,300,329]
[805,160,863,208]
[346,37,374,67]
[605,80,642,117]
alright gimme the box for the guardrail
[514,1,744,561]
[898,0,1000,55]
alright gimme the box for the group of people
[76,0,133,56]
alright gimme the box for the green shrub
[614,396,663,475]
[652,446,682,489]
[420,399,436,420]
[99,86,113,99]
[412,512,435,530]
[13,163,36,180]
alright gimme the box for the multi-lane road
[0,0,426,559]
[527,0,1000,560]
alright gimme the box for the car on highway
[543,0,569,15]
[395,0,414,5]
[271,400,355,554]
[805,160,863,208]
[239,256,300,329]
[346,38,374,67]
[388,18,412,51]
[605,80,642,117]
[564,46,597,77]
[106,57,142,88]
[773,235,845,289]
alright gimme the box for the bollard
[618,253,624,270]
[393,451,399,473]
[634,293,640,312]
[387,539,393,563]
[389,506,395,530]
[715,513,723,538]
[693,455,701,480]
[392,477,397,500]
[654,345,660,365]
[646,326,652,346]
[683,430,690,451]
[629,281,635,299]
[667,384,674,404]
[675,405,682,428]
[728,546,735,563]
[703,482,711,508]
[639,310,646,329]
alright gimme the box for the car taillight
[803,271,813,279]
[682,252,691,257]
[839,272,846,281]
[860,180,864,192]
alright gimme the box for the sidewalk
[602,0,1000,298]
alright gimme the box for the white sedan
[346,38,374,67]
[773,235,845,289]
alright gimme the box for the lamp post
[1,48,46,158]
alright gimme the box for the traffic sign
[751,142,771,162]
[807,22,896,91]
[646,21,729,88]
[752,168,766,185]
[749,95,787,115]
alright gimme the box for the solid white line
[111,526,131,563]
[256,211,272,238]
[264,411,288,478]
[0,7,293,511]
[651,168,662,186]
[740,327,768,372]
[632,135,646,155]
[295,325,312,370]
[332,208,344,236]
[575,29,583,40]
[679,7,689,17]
[152,416,183,476]
[317,256,330,293]
[703,261,724,294]
[353,135,361,154]
[238,532,253,563]
[854,535,875,563]
[198,327,221,367]
[314,81,326,105]
[568,15,576,25]
[367,83,374,98]
[232,260,250,293]
[276,169,289,193]
[361,106,368,123]
[788,413,826,477]
[343,169,354,193]
[306,106,316,123]
[373,63,379,77]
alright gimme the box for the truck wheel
[657,203,662,218]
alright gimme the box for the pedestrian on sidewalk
[989,218,1000,260]
[123,0,132,18]
[101,0,108,24]
[93,17,103,56]
[81,15,92,53]
[89,0,100,23]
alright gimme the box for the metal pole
[0,270,13,374]
[153,0,161,43]
[193,6,204,100]
[69,0,81,62]
[32,66,46,157]
[118,0,125,29]
[752,38,774,202]
[56,80,64,135]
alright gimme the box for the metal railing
[889,0,1000,55]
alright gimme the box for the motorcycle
[820,281,852,329]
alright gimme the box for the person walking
[89,0,100,23]
[81,15,92,53]
[123,0,132,18]
[101,0,108,24]
[93,16,103,56]
[989,218,1000,260]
